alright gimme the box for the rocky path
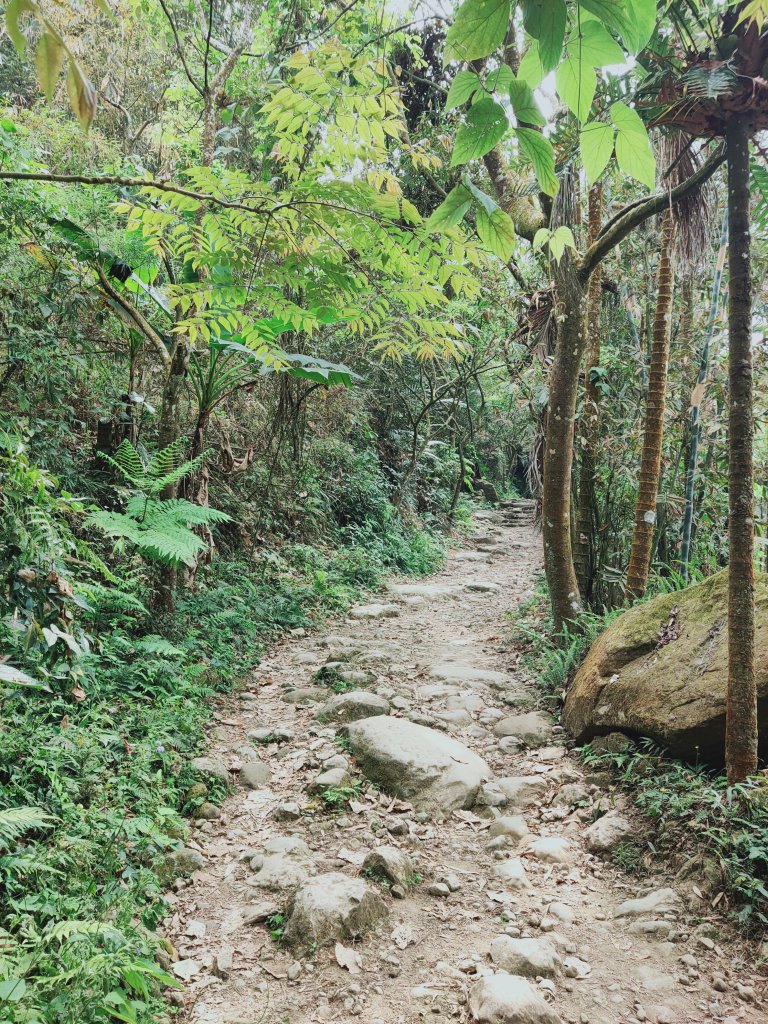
[164,507,764,1024]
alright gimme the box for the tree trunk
[725,113,757,783]
[680,209,728,580]
[542,259,587,632]
[625,207,676,600]
[574,183,603,599]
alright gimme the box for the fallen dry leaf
[334,942,362,973]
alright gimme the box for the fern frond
[146,499,232,527]
[44,920,126,944]
[0,807,55,850]
[147,453,209,496]
[105,439,146,487]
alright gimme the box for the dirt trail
[166,508,764,1024]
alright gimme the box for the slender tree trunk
[725,114,757,783]
[680,209,728,580]
[625,207,676,600]
[542,259,587,632]
[574,183,603,598]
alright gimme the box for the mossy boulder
[563,570,768,764]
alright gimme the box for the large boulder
[345,716,490,813]
[562,570,768,764]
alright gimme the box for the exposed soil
[165,507,766,1024]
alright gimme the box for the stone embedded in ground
[468,973,563,1023]
[493,712,554,746]
[489,816,529,841]
[489,936,560,978]
[281,686,327,704]
[476,781,507,807]
[362,845,414,888]
[527,837,572,864]
[271,802,301,822]
[589,731,633,754]
[388,582,460,600]
[194,801,221,820]
[428,661,517,691]
[315,690,391,724]
[492,858,531,889]
[239,760,272,789]
[584,813,632,854]
[159,846,205,883]
[464,581,502,593]
[248,726,294,744]
[282,872,388,950]
[309,767,351,793]
[614,888,683,919]
[552,782,590,808]
[496,776,548,808]
[349,602,400,620]
[345,715,490,813]
[190,755,231,783]
[547,902,575,924]
[562,569,768,764]
[249,836,314,890]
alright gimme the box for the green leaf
[476,206,517,260]
[556,54,597,122]
[579,0,652,54]
[518,40,546,88]
[610,100,655,188]
[0,979,27,1002]
[508,78,545,126]
[522,0,566,71]
[446,70,482,110]
[445,0,511,63]
[484,65,514,93]
[533,227,550,250]
[568,18,625,66]
[451,99,508,167]
[425,184,474,230]
[5,0,37,54]
[626,0,656,52]
[579,121,615,183]
[35,29,66,101]
[548,225,576,262]
[516,127,558,196]
[464,177,499,214]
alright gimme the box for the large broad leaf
[522,0,566,71]
[284,354,360,387]
[516,127,558,197]
[5,0,37,54]
[578,0,654,54]
[445,70,482,110]
[0,664,51,692]
[611,100,655,189]
[476,206,517,261]
[35,29,66,101]
[579,121,615,183]
[568,18,625,66]
[65,61,97,130]
[445,0,511,63]
[425,185,474,231]
[508,78,545,126]
[556,54,597,122]
[451,99,508,167]
[484,65,514,93]
[518,39,546,88]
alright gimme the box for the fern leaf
[0,807,55,850]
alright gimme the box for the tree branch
[580,145,726,282]
[96,265,171,369]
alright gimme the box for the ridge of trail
[168,507,763,1024]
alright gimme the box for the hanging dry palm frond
[659,131,716,271]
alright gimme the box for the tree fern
[88,441,231,567]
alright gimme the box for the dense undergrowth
[511,582,768,930]
[0,427,455,1024]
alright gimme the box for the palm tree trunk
[625,207,676,600]
[574,183,603,599]
[679,208,728,580]
[725,113,757,783]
